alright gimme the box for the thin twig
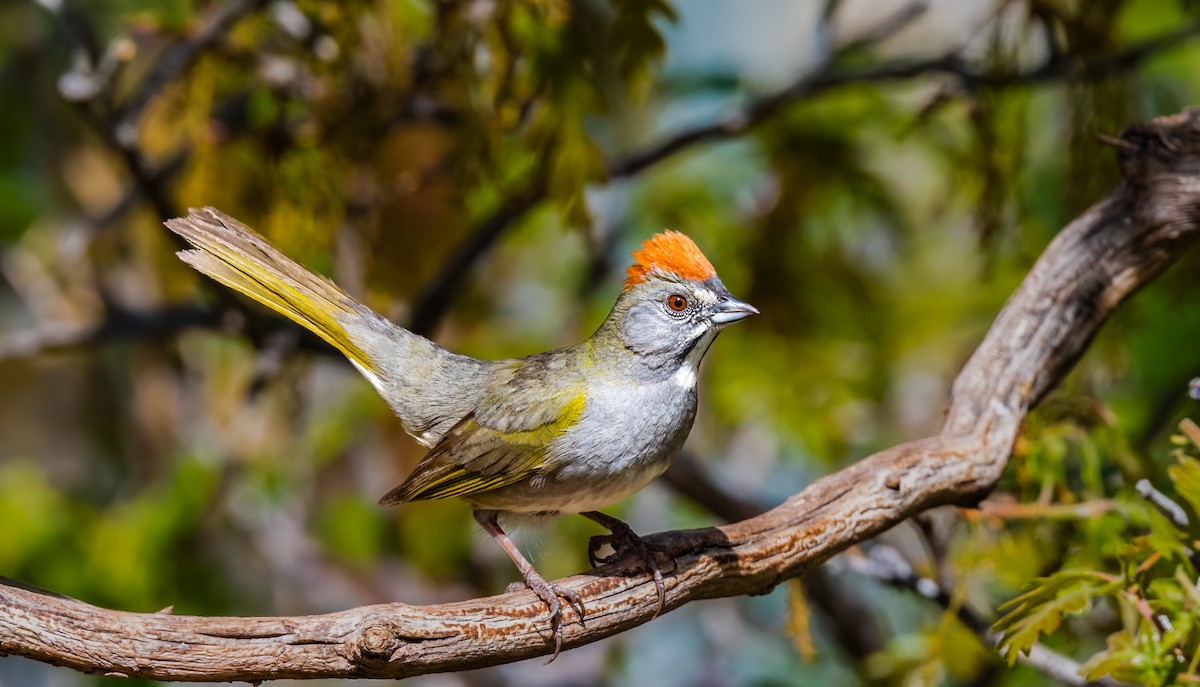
[405,19,1200,336]
[967,499,1121,521]
[1135,479,1190,530]
[1097,133,1138,151]
[406,183,544,335]
[609,24,1199,180]
[1181,417,1200,448]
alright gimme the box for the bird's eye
[667,294,689,312]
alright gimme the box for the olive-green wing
[378,387,585,504]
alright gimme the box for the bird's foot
[511,570,585,663]
[587,521,666,617]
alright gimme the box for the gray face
[616,272,757,373]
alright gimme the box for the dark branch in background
[609,21,1200,179]
[8,11,1197,676]
[836,545,987,635]
[88,150,191,234]
[665,454,1113,675]
[406,4,931,332]
[1,107,1197,682]
[662,453,762,523]
[0,304,218,364]
[18,2,1196,357]
[45,0,270,225]
[406,184,545,335]
[83,108,181,222]
[1,1,271,368]
[12,8,1200,678]
[110,0,270,150]
[405,14,1200,334]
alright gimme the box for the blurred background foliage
[1,0,1199,685]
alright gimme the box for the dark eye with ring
[667,294,689,312]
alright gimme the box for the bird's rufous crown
[623,230,717,291]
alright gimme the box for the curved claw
[558,585,586,619]
[522,571,586,663]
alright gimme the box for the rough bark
[2,109,1200,681]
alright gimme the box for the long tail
[166,207,377,375]
[167,207,488,448]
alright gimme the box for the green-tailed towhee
[166,208,757,659]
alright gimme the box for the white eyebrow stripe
[694,287,718,304]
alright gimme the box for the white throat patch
[674,327,717,390]
[673,364,697,389]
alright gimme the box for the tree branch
[1135,478,1190,530]
[609,22,1199,179]
[1,108,1197,680]
[663,454,887,659]
[0,304,218,364]
[404,21,1200,331]
[27,7,1195,351]
[407,184,545,336]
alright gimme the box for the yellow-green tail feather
[166,207,374,373]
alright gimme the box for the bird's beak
[710,295,759,326]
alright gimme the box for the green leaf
[1080,630,1136,682]
[1168,454,1200,522]
[1144,508,1194,567]
[992,571,1122,665]
[611,0,677,97]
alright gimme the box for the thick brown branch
[1,109,1198,681]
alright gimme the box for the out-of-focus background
[1,0,1199,685]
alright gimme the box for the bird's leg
[473,510,584,663]
[580,510,666,616]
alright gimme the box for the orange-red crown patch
[623,230,717,291]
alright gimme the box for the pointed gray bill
[710,296,759,325]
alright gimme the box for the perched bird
[166,208,757,659]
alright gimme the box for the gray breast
[463,366,701,515]
[554,374,697,479]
